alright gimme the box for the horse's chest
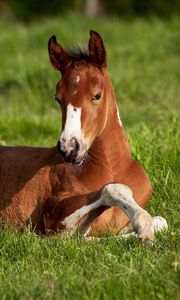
[51,163,113,198]
[51,167,86,199]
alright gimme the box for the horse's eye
[91,92,101,101]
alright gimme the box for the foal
[0,30,167,242]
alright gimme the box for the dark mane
[67,46,89,62]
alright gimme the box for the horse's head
[48,30,109,164]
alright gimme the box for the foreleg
[50,183,167,242]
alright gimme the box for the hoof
[134,211,154,244]
[152,216,168,232]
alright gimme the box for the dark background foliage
[0,0,180,22]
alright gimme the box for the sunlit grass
[0,13,179,300]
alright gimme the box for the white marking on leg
[83,226,92,237]
[61,183,155,242]
[101,184,140,224]
[61,199,102,230]
[101,183,154,242]
[119,216,168,240]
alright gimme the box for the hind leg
[85,216,168,242]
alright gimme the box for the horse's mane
[67,46,89,62]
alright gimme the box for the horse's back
[0,145,59,227]
[0,145,14,154]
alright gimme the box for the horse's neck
[76,73,132,189]
[95,116,131,169]
[89,108,131,176]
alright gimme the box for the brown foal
[0,30,167,242]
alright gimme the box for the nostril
[57,140,66,157]
[75,140,80,152]
[70,138,80,153]
[57,140,61,152]
[57,138,80,163]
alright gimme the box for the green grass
[0,13,179,300]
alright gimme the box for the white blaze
[61,104,82,139]
[60,104,88,156]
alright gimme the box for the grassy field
[0,13,179,299]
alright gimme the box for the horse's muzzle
[57,139,81,164]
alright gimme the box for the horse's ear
[88,30,106,68]
[48,35,72,74]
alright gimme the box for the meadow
[0,13,179,299]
